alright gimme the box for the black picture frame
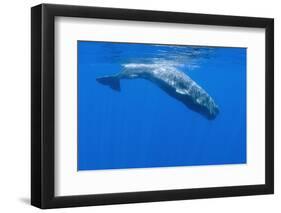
[31,3,274,209]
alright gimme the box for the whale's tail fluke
[96,75,120,91]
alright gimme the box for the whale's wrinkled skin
[96,63,219,119]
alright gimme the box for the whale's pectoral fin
[96,76,121,91]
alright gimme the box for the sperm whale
[96,63,219,119]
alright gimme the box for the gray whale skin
[96,63,219,120]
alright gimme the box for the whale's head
[206,99,219,120]
[187,93,219,120]
[197,95,219,120]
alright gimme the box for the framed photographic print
[31,3,274,209]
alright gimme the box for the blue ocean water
[78,41,246,171]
